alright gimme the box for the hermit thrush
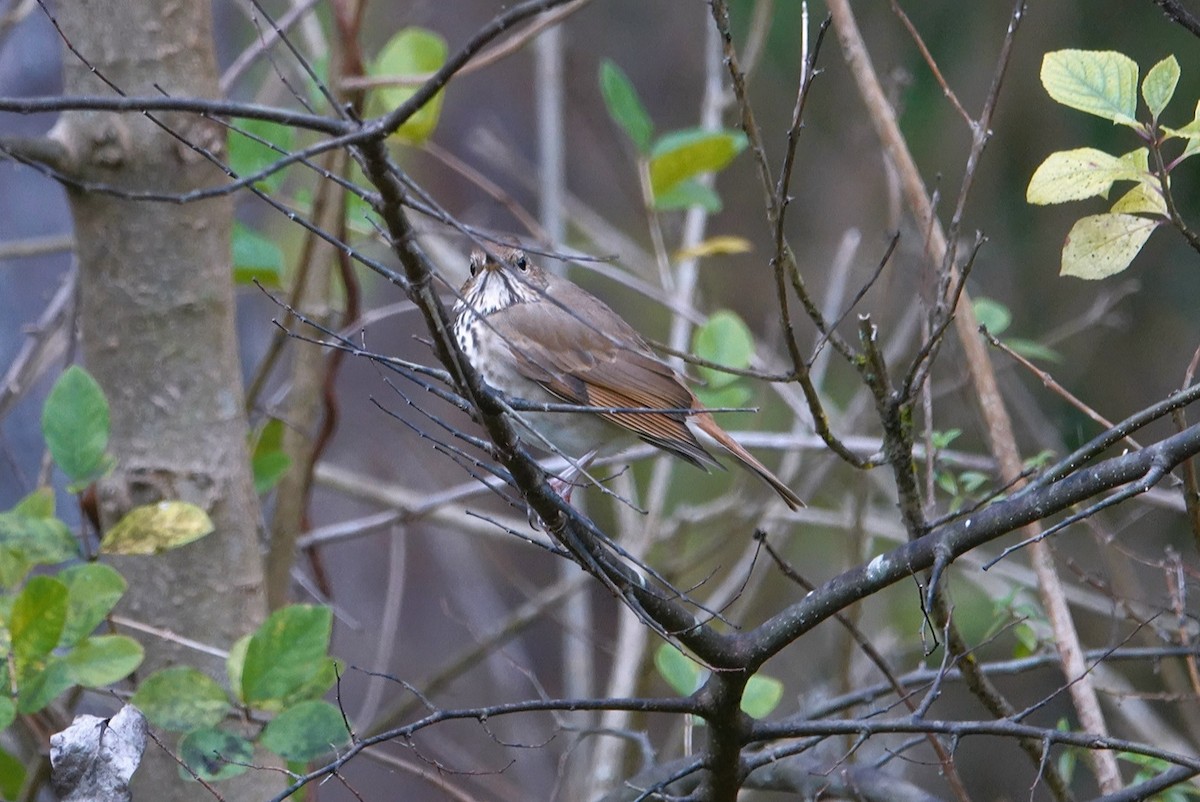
[452,247,803,510]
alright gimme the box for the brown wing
[486,294,719,470]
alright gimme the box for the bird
[452,247,803,510]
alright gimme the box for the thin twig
[826,0,1122,793]
[981,325,1140,452]
[888,0,971,125]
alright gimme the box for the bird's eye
[516,255,529,272]
[469,262,477,277]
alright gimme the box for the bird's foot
[525,451,598,529]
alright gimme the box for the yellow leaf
[100,502,214,556]
[1027,148,1144,205]
[1164,100,1200,162]
[1109,182,1166,216]
[368,28,449,145]
[675,237,754,262]
[1061,213,1159,280]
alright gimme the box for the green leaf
[694,382,752,412]
[0,632,10,668]
[17,658,72,713]
[649,129,748,196]
[741,674,783,719]
[931,429,962,450]
[225,634,250,705]
[1040,50,1139,127]
[254,416,286,452]
[1109,180,1167,216]
[1025,449,1057,471]
[178,728,252,782]
[341,162,378,234]
[282,656,339,706]
[99,501,214,555]
[0,698,14,732]
[241,605,332,706]
[0,747,24,800]
[1013,622,1039,657]
[62,635,142,687]
[13,487,54,519]
[1057,740,1077,784]
[260,700,349,762]
[228,118,295,192]
[251,419,292,494]
[252,452,291,495]
[599,60,654,153]
[653,179,723,212]
[132,667,231,732]
[369,28,449,144]
[1142,55,1180,119]
[1060,213,1159,279]
[11,576,68,678]
[972,297,1011,335]
[20,641,136,712]
[1006,339,1063,363]
[41,366,112,487]
[654,643,705,696]
[0,547,40,594]
[693,311,754,390]
[58,563,127,648]
[0,500,79,589]
[232,223,285,287]
[958,471,989,494]
[1027,148,1146,204]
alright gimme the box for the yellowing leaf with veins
[1142,55,1180,119]
[1027,148,1144,204]
[1110,182,1166,216]
[1040,50,1139,127]
[1164,101,1200,162]
[1061,213,1159,279]
[100,502,214,556]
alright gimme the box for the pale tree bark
[54,1,276,798]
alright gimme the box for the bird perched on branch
[452,247,803,510]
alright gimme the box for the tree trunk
[54,1,276,798]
